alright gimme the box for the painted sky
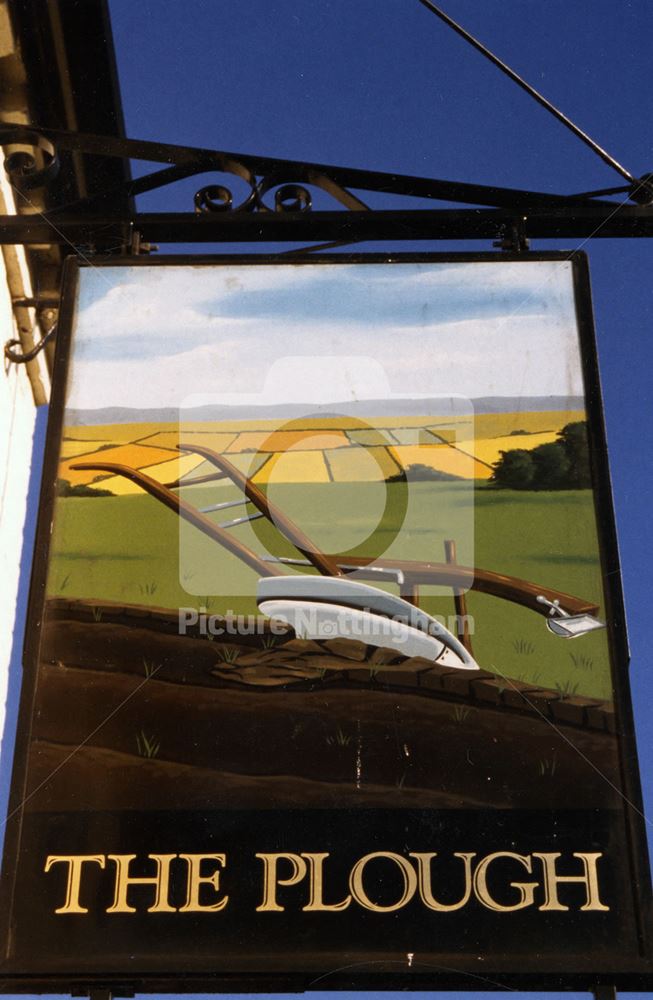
[68,260,582,410]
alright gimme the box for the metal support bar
[1,123,651,251]
[0,205,652,246]
[217,511,264,530]
[199,498,249,514]
[11,295,60,308]
[0,122,625,210]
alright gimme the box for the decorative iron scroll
[0,122,652,248]
[1,128,59,189]
[192,170,361,216]
[0,124,370,216]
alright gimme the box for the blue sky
[69,260,582,408]
[5,2,653,998]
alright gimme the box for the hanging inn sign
[0,252,652,994]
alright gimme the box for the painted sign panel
[0,253,651,992]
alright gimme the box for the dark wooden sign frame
[0,250,651,995]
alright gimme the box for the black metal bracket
[71,986,134,1000]
[0,122,652,248]
[493,218,530,253]
[593,985,617,1000]
[4,322,56,365]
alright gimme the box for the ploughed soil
[24,599,621,812]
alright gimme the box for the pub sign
[0,252,651,992]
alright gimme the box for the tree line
[490,421,591,490]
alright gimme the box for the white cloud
[67,261,583,410]
[75,264,322,342]
[66,310,583,410]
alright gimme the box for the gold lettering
[44,854,106,914]
[410,852,475,911]
[178,854,228,913]
[302,853,350,912]
[256,853,307,912]
[473,852,537,912]
[349,851,417,913]
[106,854,177,914]
[534,852,609,912]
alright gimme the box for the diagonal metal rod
[416,0,637,185]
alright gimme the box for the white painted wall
[0,285,36,707]
[0,170,50,752]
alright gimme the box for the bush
[490,449,535,489]
[56,478,114,498]
[531,442,571,489]
[490,420,591,490]
[559,421,592,488]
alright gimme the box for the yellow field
[62,443,179,485]
[139,431,238,451]
[469,431,560,467]
[186,453,271,483]
[60,409,585,487]
[347,429,397,446]
[64,423,165,441]
[253,451,330,484]
[326,446,400,482]
[389,445,491,480]
[98,454,205,495]
[389,427,453,445]
[228,430,350,453]
[59,440,114,459]
[465,410,584,440]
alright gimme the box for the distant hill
[65,396,585,427]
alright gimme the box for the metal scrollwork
[256,169,368,214]
[194,185,234,213]
[0,128,59,189]
[193,156,258,214]
[192,162,368,216]
[253,172,311,214]
[274,184,312,213]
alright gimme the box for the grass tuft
[326,727,352,747]
[570,651,594,671]
[452,704,472,723]
[136,730,160,759]
[538,755,557,777]
[142,658,159,679]
[555,679,579,697]
[217,645,240,664]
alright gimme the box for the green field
[46,482,613,700]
